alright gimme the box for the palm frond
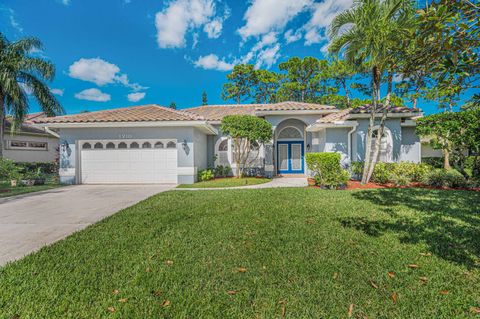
[18,72,64,116]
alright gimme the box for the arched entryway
[275,119,307,174]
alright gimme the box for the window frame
[6,140,48,151]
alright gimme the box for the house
[33,102,423,184]
[3,112,59,163]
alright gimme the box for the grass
[0,188,479,318]
[177,177,271,188]
[0,181,62,198]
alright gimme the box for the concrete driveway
[0,184,174,266]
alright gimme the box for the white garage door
[80,139,177,184]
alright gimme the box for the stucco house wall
[3,133,58,163]
[57,126,203,184]
[400,126,421,162]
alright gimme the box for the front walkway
[176,177,308,190]
[0,184,174,266]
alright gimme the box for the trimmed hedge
[350,161,432,185]
[306,153,349,189]
[15,162,57,174]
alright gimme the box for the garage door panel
[81,142,177,184]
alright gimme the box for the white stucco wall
[399,126,421,163]
[193,128,208,171]
[3,133,58,163]
[57,126,205,184]
[421,143,443,158]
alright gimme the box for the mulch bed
[309,180,480,192]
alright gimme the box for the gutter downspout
[347,124,358,164]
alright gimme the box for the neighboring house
[3,112,59,163]
[33,102,423,184]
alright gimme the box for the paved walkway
[176,177,308,190]
[0,184,174,266]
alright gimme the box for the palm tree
[328,0,414,183]
[0,34,63,158]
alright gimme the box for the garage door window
[106,142,115,149]
[94,142,103,149]
[118,142,127,149]
[83,142,92,149]
[142,142,151,148]
[130,142,139,149]
[155,141,164,149]
[167,141,176,149]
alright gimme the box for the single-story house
[3,112,59,163]
[33,102,423,184]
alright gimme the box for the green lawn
[0,188,479,318]
[0,181,62,198]
[177,177,271,188]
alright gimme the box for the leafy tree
[462,94,480,111]
[253,69,280,104]
[416,109,480,176]
[400,1,480,111]
[325,59,356,108]
[277,57,327,102]
[169,102,176,109]
[221,64,256,104]
[0,34,63,158]
[202,91,208,105]
[329,0,414,184]
[220,115,272,177]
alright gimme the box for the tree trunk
[443,149,451,170]
[342,80,351,108]
[365,71,392,182]
[234,138,241,177]
[0,95,4,159]
[361,66,380,184]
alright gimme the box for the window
[166,141,176,149]
[94,142,103,149]
[142,142,151,148]
[278,127,302,139]
[82,142,92,149]
[118,142,127,149]
[218,139,228,151]
[130,142,139,149]
[154,141,164,149]
[7,140,48,150]
[106,142,115,149]
[10,141,27,148]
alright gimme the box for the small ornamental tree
[416,109,480,175]
[220,115,272,177]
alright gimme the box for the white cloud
[50,88,64,96]
[203,19,222,38]
[255,44,280,69]
[155,0,228,48]
[61,0,71,5]
[193,54,234,71]
[304,0,353,45]
[6,8,23,33]
[74,88,111,102]
[68,58,146,91]
[127,92,146,102]
[238,0,311,39]
[284,29,302,44]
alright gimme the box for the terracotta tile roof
[255,101,336,111]
[187,104,257,121]
[317,105,422,123]
[33,104,205,124]
[188,101,337,120]
[317,109,351,123]
[349,104,421,114]
[4,118,50,135]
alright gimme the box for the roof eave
[255,109,338,116]
[306,120,358,132]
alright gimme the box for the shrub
[371,162,395,184]
[15,162,57,175]
[214,165,232,178]
[422,157,444,168]
[306,153,349,188]
[423,169,467,188]
[391,173,411,186]
[198,169,214,182]
[350,162,364,179]
[0,159,22,182]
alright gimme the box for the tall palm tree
[328,0,414,183]
[0,34,63,158]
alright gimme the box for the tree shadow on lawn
[341,188,480,269]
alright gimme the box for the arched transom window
[278,127,302,139]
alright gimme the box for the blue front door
[277,141,304,174]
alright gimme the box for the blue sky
[0,0,476,115]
